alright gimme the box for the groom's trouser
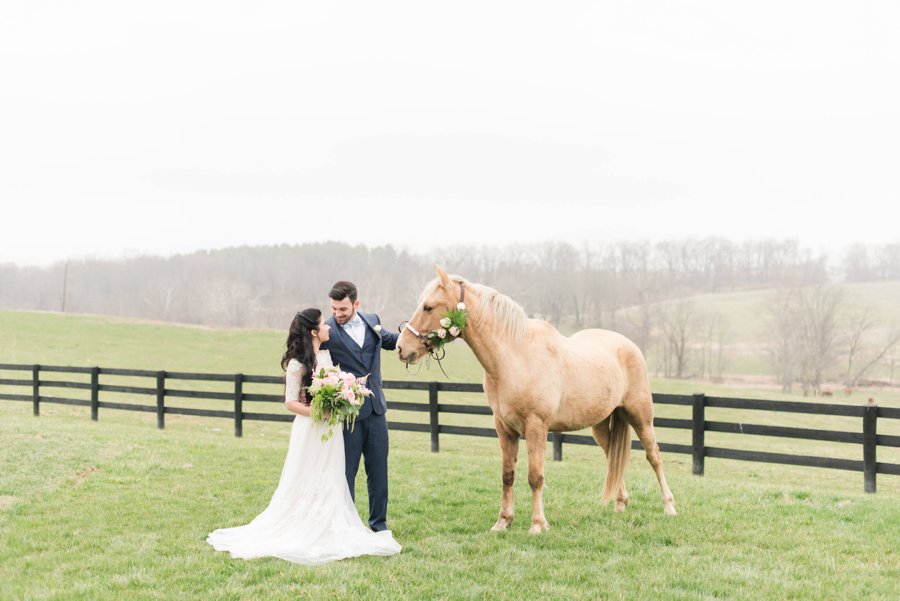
[343,411,389,532]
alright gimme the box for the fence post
[32,364,40,416]
[234,373,244,438]
[90,367,100,421]
[692,392,706,476]
[428,382,439,453]
[552,432,563,461]
[863,401,877,493]
[156,371,166,430]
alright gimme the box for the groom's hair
[329,280,358,303]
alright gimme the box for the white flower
[457,302,466,311]
[436,328,447,339]
[439,317,452,328]
[449,326,460,337]
[374,324,382,334]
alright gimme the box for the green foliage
[424,307,469,350]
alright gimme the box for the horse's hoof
[614,501,628,513]
[528,521,549,534]
[664,503,677,516]
[490,519,511,532]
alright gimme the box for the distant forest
[3,239,899,393]
[2,239,897,329]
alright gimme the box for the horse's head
[397,264,468,365]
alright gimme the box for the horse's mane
[423,277,527,343]
[470,282,527,343]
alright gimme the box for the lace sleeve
[285,360,309,405]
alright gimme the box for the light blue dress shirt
[342,314,366,347]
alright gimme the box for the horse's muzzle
[397,345,421,365]
[396,334,426,364]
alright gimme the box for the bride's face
[314,318,330,343]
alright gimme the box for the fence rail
[2,363,898,492]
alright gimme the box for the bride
[207,308,401,565]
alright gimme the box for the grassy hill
[609,281,900,384]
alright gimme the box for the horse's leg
[491,419,519,532]
[622,397,677,515]
[592,416,629,512]
[524,418,550,534]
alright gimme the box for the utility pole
[61,261,69,312]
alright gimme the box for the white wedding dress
[207,350,401,565]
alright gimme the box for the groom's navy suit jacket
[321,311,398,530]
[321,312,398,420]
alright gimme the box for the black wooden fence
[2,363,899,493]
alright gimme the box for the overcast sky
[1,1,898,267]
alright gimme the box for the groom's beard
[334,309,356,326]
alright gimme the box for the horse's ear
[434,264,451,288]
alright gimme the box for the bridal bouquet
[308,366,373,441]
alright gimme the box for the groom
[322,280,399,532]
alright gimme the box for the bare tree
[764,288,801,393]
[848,326,900,387]
[204,279,264,327]
[888,334,899,386]
[622,288,658,354]
[659,299,697,379]
[875,244,900,280]
[795,285,844,396]
[534,241,579,326]
[843,308,876,384]
[698,310,730,380]
[714,315,731,381]
[843,244,874,282]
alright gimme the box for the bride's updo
[281,308,322,388]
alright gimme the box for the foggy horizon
[2,2,898,267]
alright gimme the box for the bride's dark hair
[281,308,322,388]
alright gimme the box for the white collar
[343,313,363,328]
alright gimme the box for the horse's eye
[423,305,433,313]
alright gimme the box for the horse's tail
[601,407,631,503]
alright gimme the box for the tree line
[2,238,898,391]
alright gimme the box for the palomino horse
[397,266,676,534]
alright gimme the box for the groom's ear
[434,264,451,288]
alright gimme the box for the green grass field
[2,311,899,599]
